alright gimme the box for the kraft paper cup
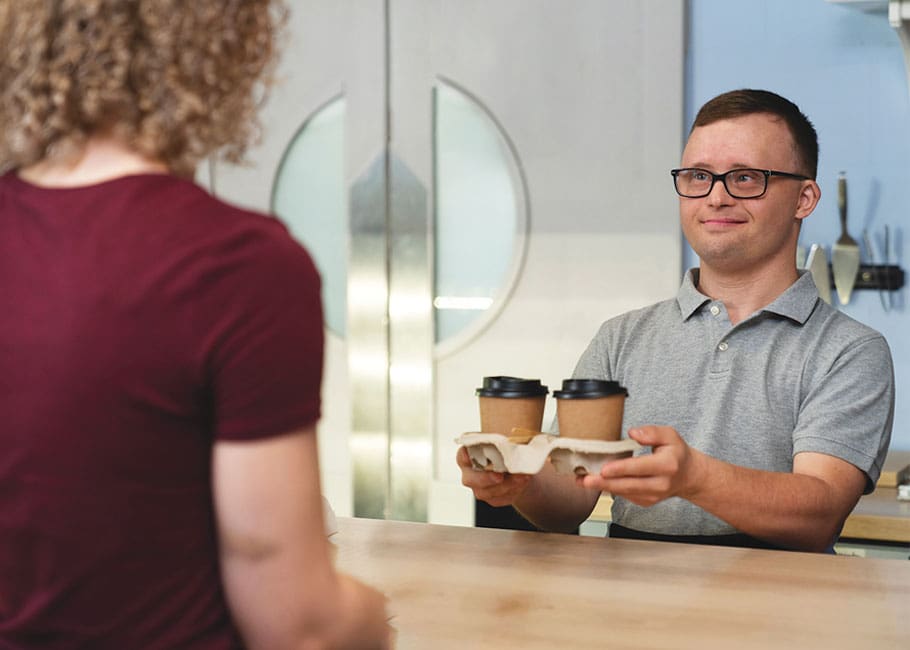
[475,376,549,437]
[554,379,628,441]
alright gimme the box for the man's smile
[700,215,747,226]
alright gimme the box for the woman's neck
[18,137,170,188]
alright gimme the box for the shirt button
[718,342,729,351]
[710,305,720,316]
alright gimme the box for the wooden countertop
[840,487,910,543]
[878,450,910,488]
[591,449,910,544]
[334,517,910,649]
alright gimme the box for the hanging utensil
[831,172,860,305]
[805,243,832,304]
[883,225,893,311]
[862,229,891,312]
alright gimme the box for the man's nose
[705,176,735,205]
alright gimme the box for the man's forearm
[683,451,864,551]
[514,462,600,533]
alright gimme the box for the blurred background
[207,0,909,526]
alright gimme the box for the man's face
[679,113,818,275]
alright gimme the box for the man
[457,89,894,553]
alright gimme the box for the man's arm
[213,428,391,649]
[584,426,866,552]
[456,446,600,533]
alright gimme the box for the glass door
[206,0,685,526]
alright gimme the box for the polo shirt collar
[677,268,819,324]
[677,269,710,319]
[761,270,819,324]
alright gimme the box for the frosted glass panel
[272,97,347,335]
[434,82,524,345]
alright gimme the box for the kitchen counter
[840,486,910,543]
[333,517,910,649]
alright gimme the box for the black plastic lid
[553,378,628,399]
[475,376,549,398]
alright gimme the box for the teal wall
[685,0,910,450]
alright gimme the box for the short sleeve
[195,221,325,441]
[792,335,894,492]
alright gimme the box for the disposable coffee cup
[553,379,628,441]
[475,376,549,436]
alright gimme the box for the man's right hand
[456,446,533,507]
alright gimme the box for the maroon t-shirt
[0,172,324,648]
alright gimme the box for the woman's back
[0,171,322,648]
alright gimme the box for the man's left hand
[576,425,706,506]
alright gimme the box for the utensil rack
[828,264,905,291]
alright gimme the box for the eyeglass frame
[669,167,812,199]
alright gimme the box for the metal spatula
[831,172,860,305]
[805,243,832,304]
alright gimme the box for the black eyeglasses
[670,168,811,199]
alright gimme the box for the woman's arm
[213,428,391,649]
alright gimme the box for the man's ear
[795,180,821,222]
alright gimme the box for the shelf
[828,1,910,104]
[828,0,888,13]
[826,0,888,11]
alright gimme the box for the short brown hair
[692,89,819,179]
[0,1,287,176]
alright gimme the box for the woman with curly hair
[0,2,391,648]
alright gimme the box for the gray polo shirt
[571,269,894,537]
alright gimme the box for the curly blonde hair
[0,0,287,176]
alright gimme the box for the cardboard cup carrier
[461,376,637,475]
